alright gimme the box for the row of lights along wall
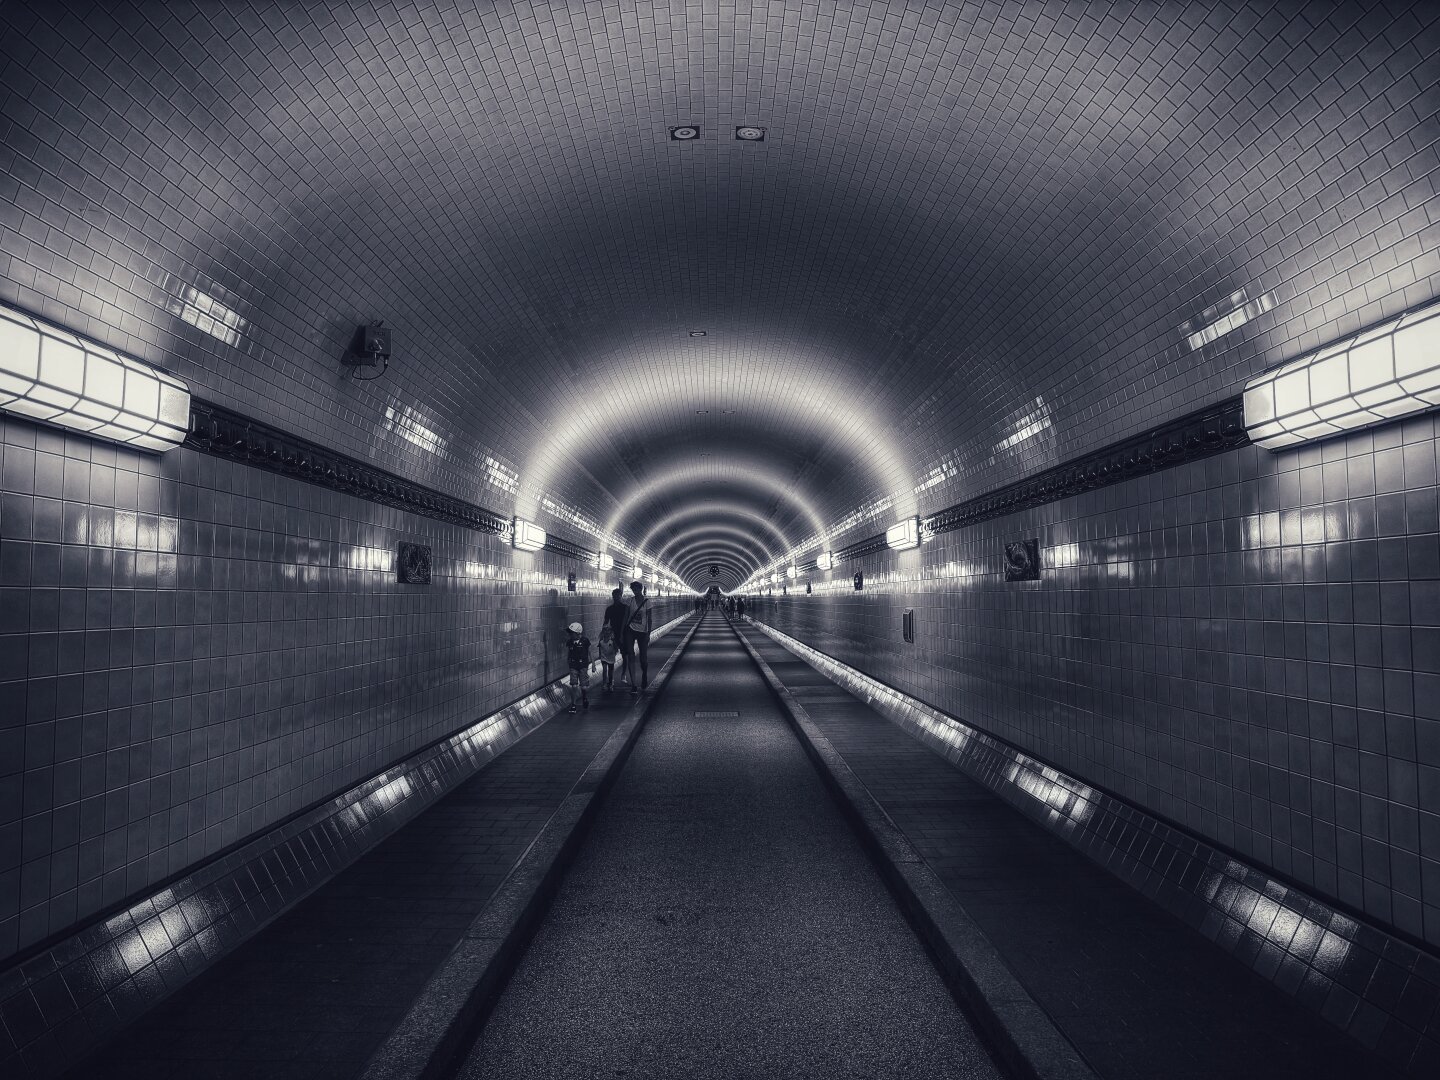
[0,299,691,589]
[738,296,1440,592]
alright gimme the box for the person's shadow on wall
[539,588,568,685]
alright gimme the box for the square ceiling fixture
[815,550,834,570]
[670,125,700,140]
[735,126,766,141]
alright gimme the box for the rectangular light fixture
[594,551,614,571]
[1244,299,1440,449]
[0,301,190,452]
[816,550,834,570]
[512,517,546,551]
[886,517,921,550]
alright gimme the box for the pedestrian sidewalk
[735,623,1406,1080]
[74,684,650,1080]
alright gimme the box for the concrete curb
[729,619,1098,1080]
[360,615,705,1080]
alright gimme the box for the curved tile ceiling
[1,1,1435,588]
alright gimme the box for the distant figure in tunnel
[604,587,630,689]
[624,580,652,693]
[736,595,745,620]
[596,604,621,693]
[565,621,592,712]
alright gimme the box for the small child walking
[596,619,620,691]
[565,621,592,713]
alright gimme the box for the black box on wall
[397,542,432,584]
[1004,539,1041,581]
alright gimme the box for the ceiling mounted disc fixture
[735,126,766,141]
[688,330,707,337]
[670,126,700,140]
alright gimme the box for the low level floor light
[1244,299,1440,449]
[0,300,190,451]
[512,517,546,551]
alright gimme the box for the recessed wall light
[688,330,707,337]
[670,126,700,140]
[735,126,766,141]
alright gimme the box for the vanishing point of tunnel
[1,2,1438,1078]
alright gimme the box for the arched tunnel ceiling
[1,1,1435,588]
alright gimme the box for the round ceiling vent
[670,126,700,140]
[735,126,766,141]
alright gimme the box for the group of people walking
[562,580,653,712]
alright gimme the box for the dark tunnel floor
[70,652,678,1080]
[460,614,1002,1080]
[733,620,1409,1080]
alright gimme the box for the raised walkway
[732,618,1410,1080]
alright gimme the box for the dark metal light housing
[670,125,700,140]
[735,126,765,141]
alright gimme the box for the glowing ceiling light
[594,551,614,571]
[786,565,797,579]
[815,550,834,570]
[886,517,921,551]
[1244,300,1440,450]
[0,301,190,452]
[512,517,546,552]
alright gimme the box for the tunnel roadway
[457,612,1002,1079]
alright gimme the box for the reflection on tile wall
[0,415,681,965]
[751,413,1440,949]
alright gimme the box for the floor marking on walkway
[694,711,739,717]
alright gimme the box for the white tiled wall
[751,413,1440,949]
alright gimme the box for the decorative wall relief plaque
[1004,539,1040,581]
[397,542,432,584]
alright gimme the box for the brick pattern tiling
[752,419,1440,952]
[0,414,688,967]
[0,1,1434,568]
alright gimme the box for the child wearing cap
[565,621,592,712]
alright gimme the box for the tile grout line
[729,617,1099,1080]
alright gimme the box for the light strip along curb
[360,614,705,1080]
[729,618,1099,1080]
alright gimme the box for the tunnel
[0,1,1438,1077]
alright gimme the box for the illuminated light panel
[594,551,615,571]
[815,550,834,570]
[1184,289,1276,351]
[170,284,246,347]
[1243,300,1440,450]
[885,517,921,550]
[512,517,547,551]
[0,300,191,452]
[785,564,797,579]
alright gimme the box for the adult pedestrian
[736,595,745,620]
[603,587,631,688]
[624,579,652,693]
